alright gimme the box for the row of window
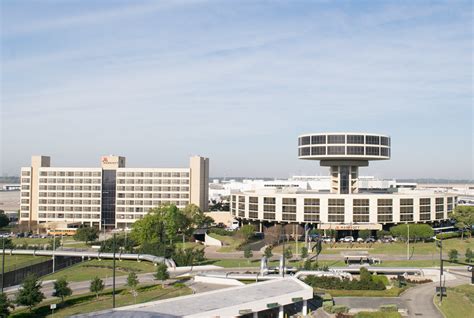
[39,171,101,177]
[116,197,190,205]
[39,199,100,205]
[299,135,390,146]
[39,178,102,184]
[38,213,101,219]
[299,146,390,157]
[117,172,189,178]
[38,206,101,212]
[39,192,101,198]
[116,186,189,192]
[39,185,101,191]
[117,179,189,185]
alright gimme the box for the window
[435,198,444,219]
[381,137,390,146]
[328,199,344,222]
[299,147,310,156]
[400,198,414,221]
[311,146,326,155]
[311,135,326,144]
[249,197,258,218]
[366,146,380,156]
[282,198,296,221]
[328,135,345,144]
[347,135,364,144]
[328,146,345,155]
[381,147,390,157]
[419,198,431,221]
[377,199,393,222]
[353,199,370,222]
[304,198,320,222]
[347,146,364,155]
[300,136,310,145]
[366,135,380,145]
[263,197,276,220]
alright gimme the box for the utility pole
[1,236,5,293]
[112,233,116,308]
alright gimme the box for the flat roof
[74,278,313,318]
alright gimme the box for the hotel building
[20,155,209,229]
[231,133,457,231]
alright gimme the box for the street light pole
[1,236,5,293]
[439,238,443,303]
[407,223,410,261]
[112,233,116,308]
[52,235,56,273]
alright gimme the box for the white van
[228,220,240,231]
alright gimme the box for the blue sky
[1,0,472,179]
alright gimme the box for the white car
[339,236,354,243]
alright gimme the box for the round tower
[298,133,391,194]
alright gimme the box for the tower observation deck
[298,133,391,194]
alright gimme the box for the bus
[47,228,77,236]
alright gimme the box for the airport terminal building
[20,155,209,229]
[231,133,457,231]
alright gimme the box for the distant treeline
[0,176,20,183]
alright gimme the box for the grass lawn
[175,242,205,250]
[43,259,157,282]
[315,286,408,297]
[10,283,192,318]
[273,238,474,258]
[3,254,49,272]
[436,284,474,318]
[208,233,245,252]
[355,312,401,318]
[12,238,51,246]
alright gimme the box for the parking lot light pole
[113,233,116,308]
[1,236,5,293]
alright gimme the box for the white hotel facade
[20,155,209,229]
[231,133,457,231]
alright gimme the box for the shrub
[209,228,234,236]
[448,249,459,262]
[379,304,398,312]
[436,232,461,240]
[372,275,389,286]
[322,300,334,313]
[331,305,349,314]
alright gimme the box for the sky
[1,0,472,180]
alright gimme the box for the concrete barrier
[194,274,245,286]
[204,233,223,246]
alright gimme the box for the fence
[0,256,82,288]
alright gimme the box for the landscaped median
[434,284,474,318]
[9,283,192,318]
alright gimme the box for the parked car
[356,237,364,243]
[380,236,395,243]
[339,236,354,243]
[322,236,334,243]
[365,236,376,243]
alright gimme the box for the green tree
[301,246,308,259]
[243,245,253,263]
[284,247,293,260]
[154,263,169,288]
[127,271,139,303]
[89,276,104,299]
[238,224,255,243]
[465,248,473,262]
[390,224,434,242]
[182,204,214,228]
[264,246,273,259]
[15,274,45,311]
[0,292,14,317]
[52,277,72,303]
[450,206,474,239]
[73,226,98,244]
[358,230,371,240]
[0,212,10,228]
[448,249,459,262]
